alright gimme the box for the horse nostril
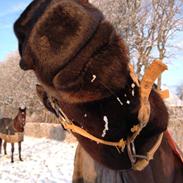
[19,59,29,70]
[19,57,34,71]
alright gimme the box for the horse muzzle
[19,58,33,70]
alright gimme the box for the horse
[14,0,183,182]
[0,107,26,163]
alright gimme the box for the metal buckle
[127,141,137,164]
[127,140,148,165]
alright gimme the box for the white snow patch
[162,85,183,106]
[102,116,109,137]
[126,100,130,104]
[84,114,87,118]
[116,97,123,106]
[0,136,77,183]
[164,92,183,106]
[132,90,135,96]
[20,105,26,110]
[131,83,135,88]
[91,75,96,83]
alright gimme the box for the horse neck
[13,114,25,132]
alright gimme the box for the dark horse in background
[14,0,183,182]
[0,107,26,163]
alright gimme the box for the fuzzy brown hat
[14,0,129,103]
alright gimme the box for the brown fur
[14,0,182,181]
[13,107,26,132]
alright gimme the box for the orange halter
[52,59,168,171]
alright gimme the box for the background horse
[0,107,26,163]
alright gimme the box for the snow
[126,100,130,104]
[91,75,96,83]
[102,116,109,137]
[165,92,183,106]
[0,136,77,183]
[116,97,123,106]
[131,83,135,88]
[162,86,183,106]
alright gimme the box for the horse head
[14,0,129,103]
[14,0,169,170]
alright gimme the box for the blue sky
[0,0,183,92]
[0,0,32,61]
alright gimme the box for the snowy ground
[0,136,77,183]
[0,130,182,183]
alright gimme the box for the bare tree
[0,52,43,117]
[0,52,59,123]
[91,0,154,77]
[127,1,158,77]
[152,0,183,88]
[91,0,183,86]
[176,83,183,100]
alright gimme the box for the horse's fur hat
[14,0,129,103]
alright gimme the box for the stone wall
[24,122,76,142]
[25,123,66,141]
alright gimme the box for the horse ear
[36,84,58,116]
[19,105,26,111]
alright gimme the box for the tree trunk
[157,74,162,90]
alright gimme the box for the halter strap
[132,133,164,171]
[138,60,168,125]
[51,59,168,171]
[127,60,167,145]
[63,120,126,151]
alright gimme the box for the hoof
[11,161,14,163]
